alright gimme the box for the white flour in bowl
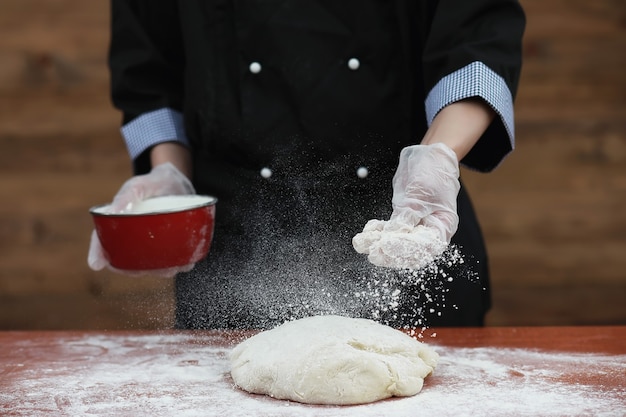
[92,195,215,215]
[126,195,215,214]
[1,333,625,417]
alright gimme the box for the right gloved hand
[353,143,460,269]
[88,162,196,277]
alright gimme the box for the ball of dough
[229,315,439,405]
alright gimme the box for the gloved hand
[88,162,196,277]
[353,143,460,269]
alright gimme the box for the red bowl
[90,195,217,270]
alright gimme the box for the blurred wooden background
[0,0,624,329]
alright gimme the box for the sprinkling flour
[170,160,484,331]
[350,214,483,331]
[2,333,624,417]
[351,242,480,333]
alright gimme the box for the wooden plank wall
[0,0,624,330]
[464,0,626,325]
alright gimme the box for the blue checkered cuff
[425,61,515,146]
[121,108,190,160]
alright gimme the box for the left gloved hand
[353,142,461,269]
[88,162,196,277]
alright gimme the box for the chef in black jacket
[89,0,526,329]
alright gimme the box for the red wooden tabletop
[1,326,625,416]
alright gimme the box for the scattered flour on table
[2,333,625,417]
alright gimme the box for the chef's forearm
[150,142,193,179]
[421,98,495,161]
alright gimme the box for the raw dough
[229,315,439,405]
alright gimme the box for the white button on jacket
[260,167,272,178]
[249,62,262,74]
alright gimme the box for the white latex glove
[88,162,196,277]
[353,143,460,269]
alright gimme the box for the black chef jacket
[109,0,525,329]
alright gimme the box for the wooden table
[1,326,625,416]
